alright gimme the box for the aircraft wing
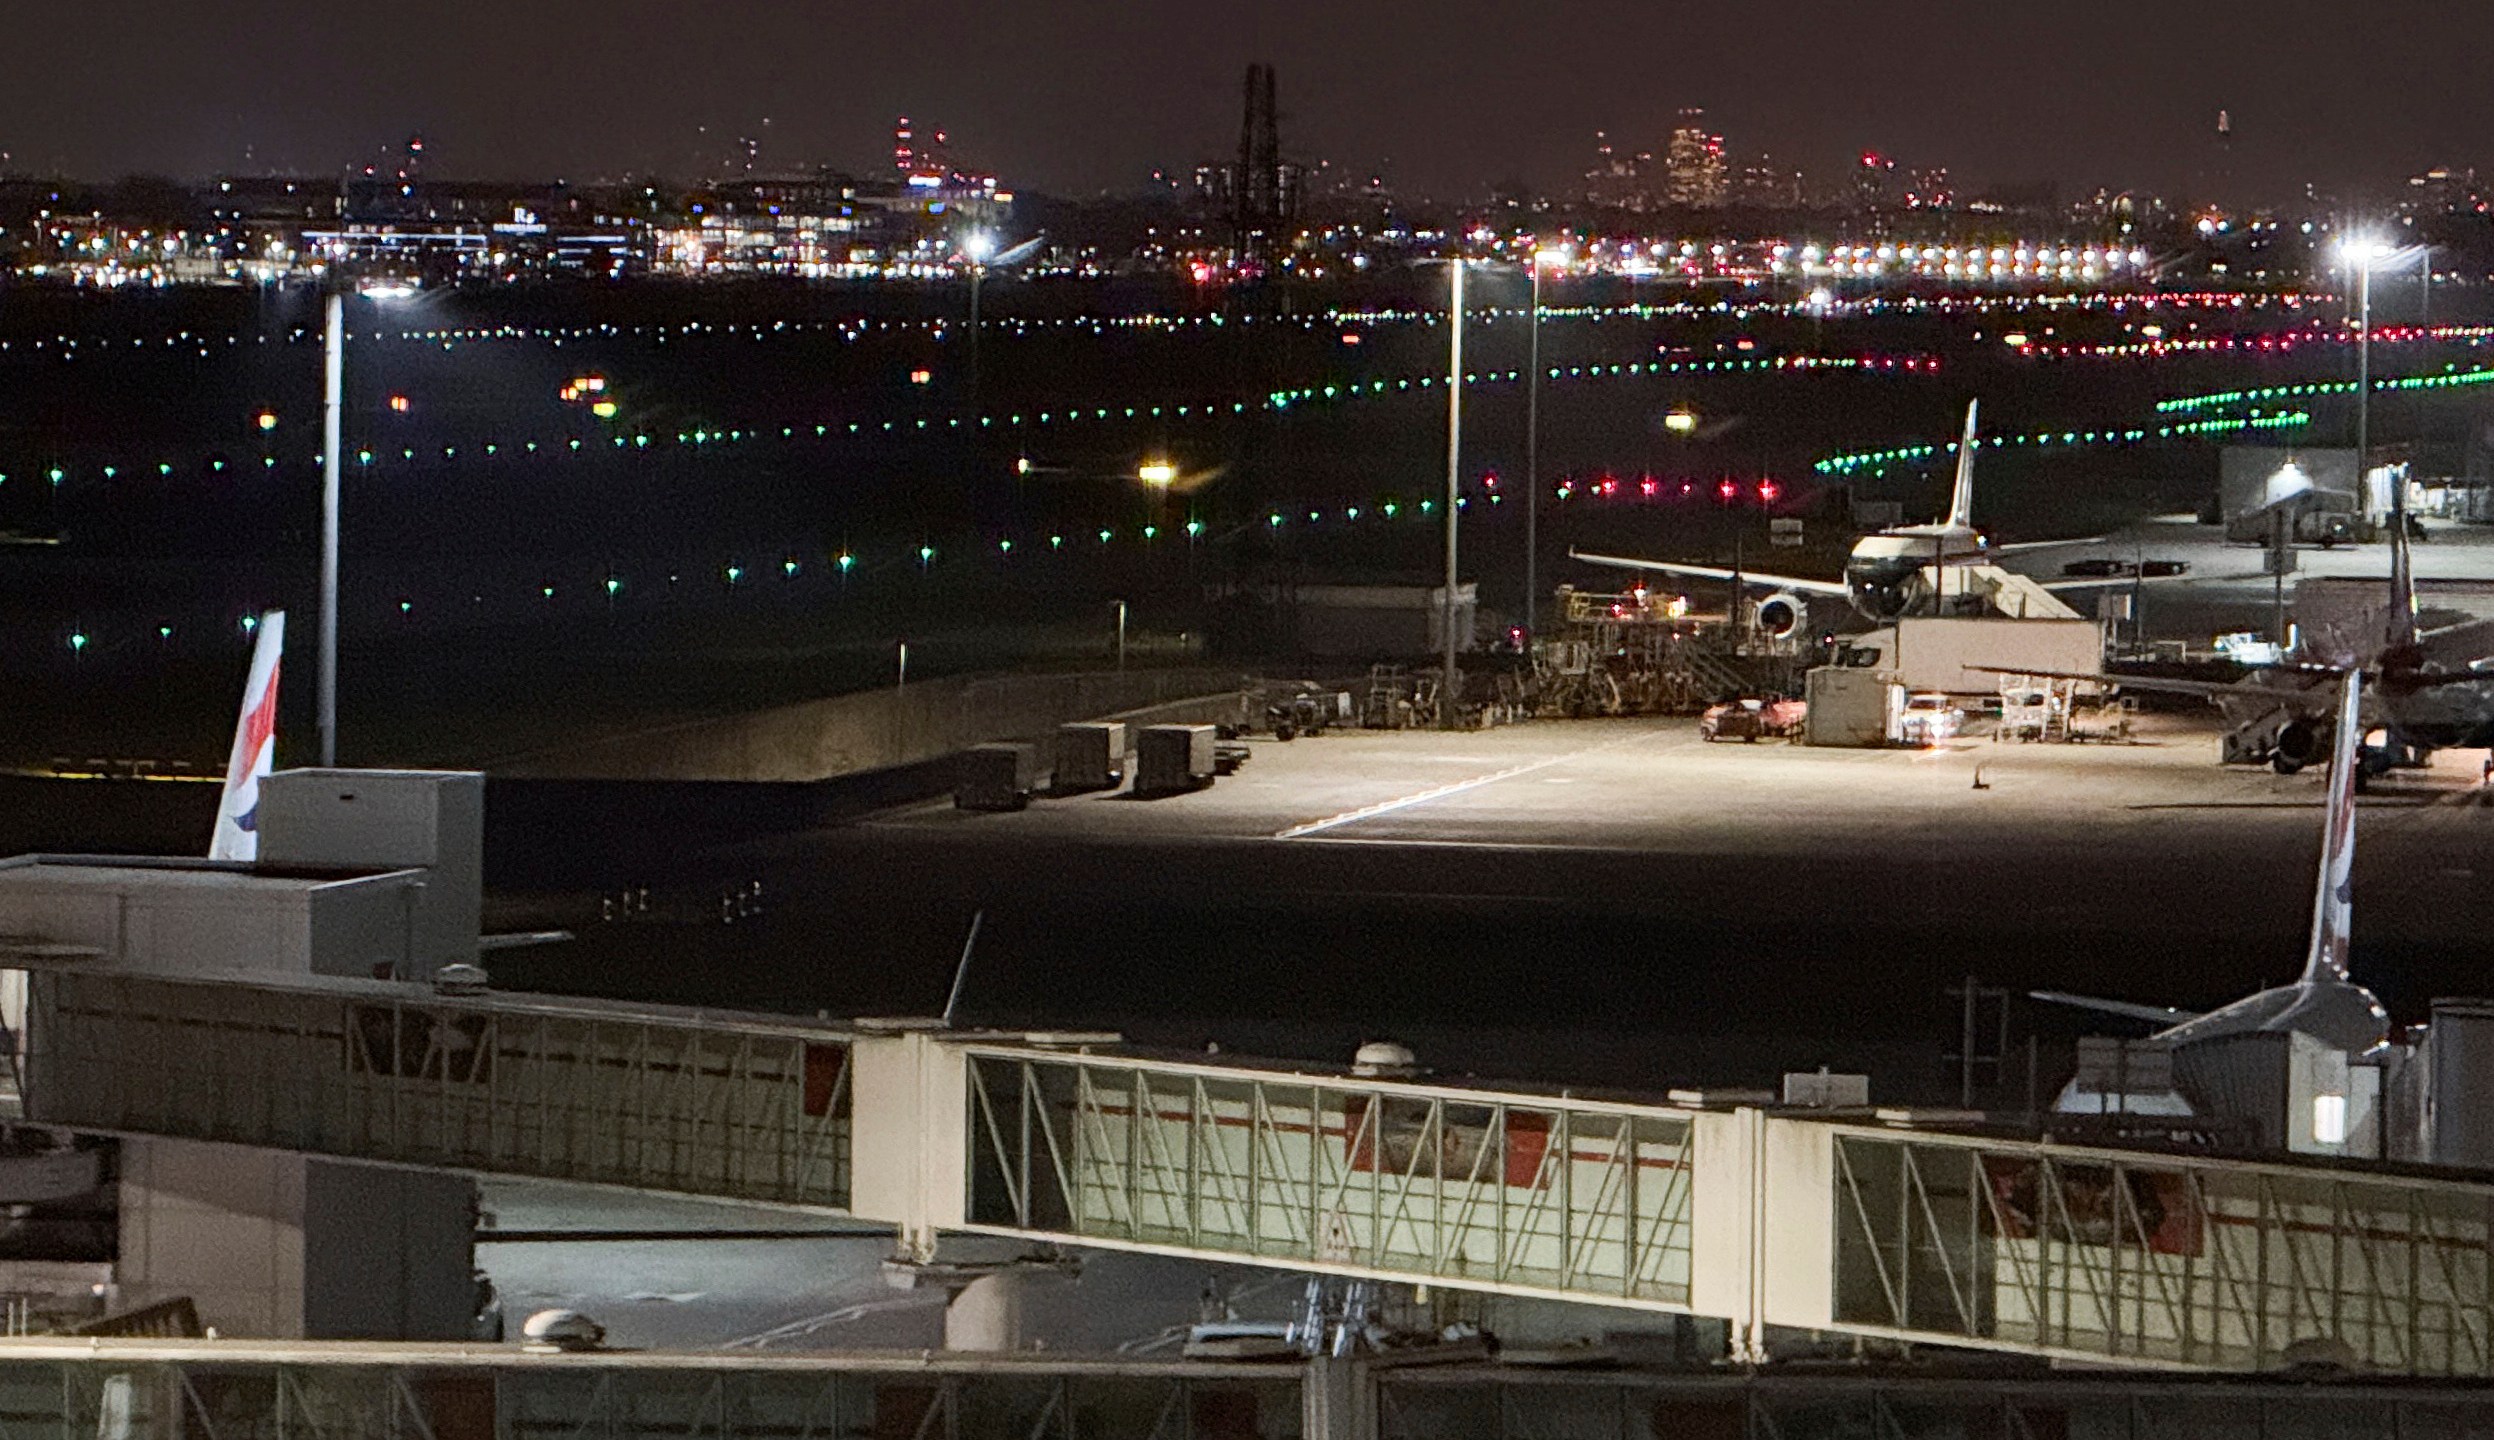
[1961,664,2340,708]
[477,930,575,952]
[2422,616,2494,669]
[1991,535,2109,555]
[2038,572,2200,594]
[1567,549,1852,597]
[2030,990,2203,1026]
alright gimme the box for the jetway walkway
[20,969,852,1209]
[20,968,2494,1377]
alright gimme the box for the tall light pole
[2339,234,2393,535]
[1524,244,1569,651]
[318,281,344,767]
[962,231,994,420]
[1440,258,1466,728]
[312,275,420,766]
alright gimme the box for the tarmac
[477,707,2489,1105]
[873,709,2493,866]
[487,516,2494,1104]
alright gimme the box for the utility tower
[1234,63,1282,261]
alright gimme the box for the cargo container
[956,743,1043,811]
[1135,725,1216,795]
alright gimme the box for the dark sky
[3,0,2485,203]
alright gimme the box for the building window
[2313,1093,2348,1145]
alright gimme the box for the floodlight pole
[1440,259,1466,729]
[319,281,344,767]
[2355,256,2372,509]
[968,261,983,417]
[1525,259,1543,648]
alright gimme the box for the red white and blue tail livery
[210,611,284,862]
[2302,670,2364,985]
[2037,670,2387,1061]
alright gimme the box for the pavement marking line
[1288,836,1632,854]
[1273,735,1641,841]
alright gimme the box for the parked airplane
[1570,401,2111,626]
[2036,671,2389,1060]
[2005,513,2494,773]
[209,612,283,862]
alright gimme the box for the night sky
[2,0,2486,202]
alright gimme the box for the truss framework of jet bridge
[17,959,2494,1377]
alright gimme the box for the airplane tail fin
[1946,400,1981,530]
[2301,670,2363,985]
[209,611,284,862]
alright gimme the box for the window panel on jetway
[962,1051,1694,1307]
[1828,1130,2494,1376]
[21,970,852,1210]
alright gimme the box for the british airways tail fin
[1945,400,1981,530]
[2301,671,2363,985]
[209,611,284,862]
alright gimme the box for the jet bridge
[17,965,2494,1377]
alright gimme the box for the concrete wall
[118,1138,308,1337]
[117,1138,477,1341]
[0,862,427,980]
[499,668,1245,783]
[265,771,484,978]
[301,1160,479,1341]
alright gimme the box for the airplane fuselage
[2214,667,2494,771]
[1842,525,1994,620]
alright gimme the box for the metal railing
[1827,1126,2494,1375]
[22,971,852,1209]
[0,1346,1303,1440]
[959,1050,1695,1308]
[1375,1368,2494,1440]
[9,1342,2494,1440]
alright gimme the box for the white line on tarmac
[1287,836,1622,854]
[1273,736,1639,840]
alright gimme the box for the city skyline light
[0,0,2489,202]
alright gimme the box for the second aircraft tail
[208,611,285,862]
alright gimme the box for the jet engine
[1754,592,1807,639]
[2271,718,2325,775]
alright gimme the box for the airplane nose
[1848,569,1911,620]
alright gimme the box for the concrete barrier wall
[499,669,1245,783]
